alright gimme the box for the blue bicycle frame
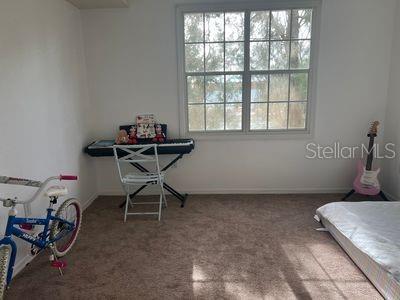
[0,207,75,285]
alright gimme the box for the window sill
[182,130,313,141]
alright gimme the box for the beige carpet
[6,194,382,299]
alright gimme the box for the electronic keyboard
[84,139,195,157]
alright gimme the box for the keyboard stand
[118,154,188,208]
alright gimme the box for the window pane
[225,42,244,71]
[226,103,242,130]
[250,41,269,70]
[290,40,311,69]
[184,13,204,42]
[205,43,224,72]
[292,9,312,39]
[187,76,204,103]
[251,75,268,102]
[268,103,288,129]
[205,13,224,42]
[270,74,289,101]
[226,75,242,103]
[185,44,204,72]
[206,104,224,130]
[205,75,224,103]
[289,102,307,129]
[188,105,205,131]
[251,103,268,130]
[271,10,291,40]
[290,73,308,101]
[250,11,270,40]
[270,41,289,70]
[225,12,244,41]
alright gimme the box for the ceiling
[66,0,129,9]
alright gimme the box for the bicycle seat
[45,186,68,198]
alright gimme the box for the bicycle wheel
[50,198,82,257]
[0,247,10,299]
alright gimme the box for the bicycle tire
[0,247,10,299]
[50,198,82,257]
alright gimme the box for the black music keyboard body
[84,139,195,157]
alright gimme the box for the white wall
[383,0,400,200]
[0,0,96,274]
[82,0,396,195]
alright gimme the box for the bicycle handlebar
[0,174,78,206]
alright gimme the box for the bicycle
[0,175,82,299]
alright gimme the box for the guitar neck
[365,136,375,171]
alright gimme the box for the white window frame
[176,0,321,139]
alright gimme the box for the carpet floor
[6,194,382,299]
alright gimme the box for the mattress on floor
[316,201,400,300]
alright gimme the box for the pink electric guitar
[342,121,389,201]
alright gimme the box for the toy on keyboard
[152,124,165,143]
[128,125,138,144]
[115,130,129,145]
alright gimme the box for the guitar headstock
[368,121,379,137]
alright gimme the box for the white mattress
[316,201,400,300]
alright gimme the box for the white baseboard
[98,189,124,196]
[12,192,99,278]
[179,187,350,194]
[97,187,400,201]
[98,187,399,199]
[81,192,99,210]
[98,187,350,196]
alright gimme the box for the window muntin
[182,6,315,134]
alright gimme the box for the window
[177,1,320,136]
